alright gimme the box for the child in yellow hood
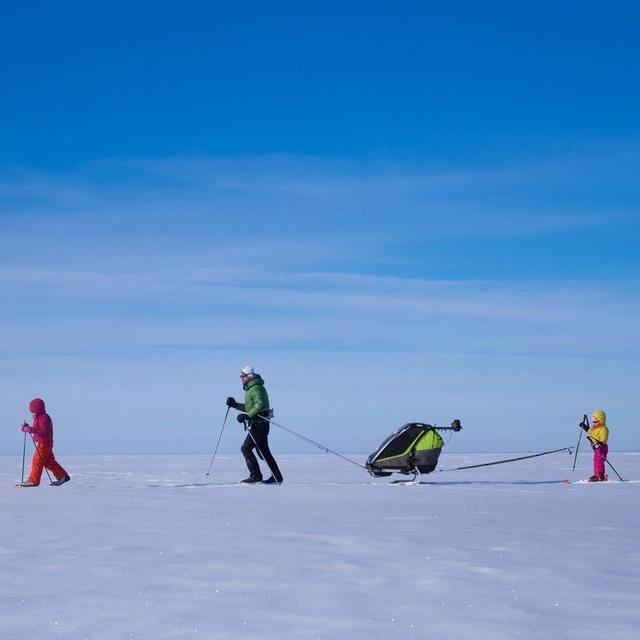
[582,409,609,482]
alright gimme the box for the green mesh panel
[415,429,444,451]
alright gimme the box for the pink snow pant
[27,442,67,485]
[593,443,608,476]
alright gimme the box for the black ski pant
[241,419,283,482]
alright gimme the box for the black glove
[581,423,589,433]
[451,419,462,431]
[237,413,249,424]
[226,397,237,408]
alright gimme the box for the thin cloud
[0,266,638,359]
[2,150,636,241]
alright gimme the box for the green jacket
[236,376,270,418]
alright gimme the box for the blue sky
[1,2,639,456]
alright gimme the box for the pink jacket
[28,398,53,444]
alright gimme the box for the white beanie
[240,365,255,376]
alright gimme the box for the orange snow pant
[27,442,67,485]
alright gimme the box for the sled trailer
[366,420,461,478]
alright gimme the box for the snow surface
[1,451,639,640]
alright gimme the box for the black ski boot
[240,476,263,484]
[262,476,282,485]
[50,474,70,486]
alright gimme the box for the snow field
[1,452,639,640]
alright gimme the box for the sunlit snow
[1,452,638,640]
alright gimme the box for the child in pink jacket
[18,398,70,487]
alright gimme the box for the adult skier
[18,398,70,487]
[226,366,284,485]
[582,409,609,482]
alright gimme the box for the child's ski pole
[572,415,587,471]
[20,430,27,484]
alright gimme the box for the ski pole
[572,415,587,471]
[21,431,26,484]
[206,406,230,476]
[571,430,582,471]
[603,457,624,482]
[256,414,367,471]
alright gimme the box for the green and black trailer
[366,420,462,481]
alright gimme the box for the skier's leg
[260,442,283,482]
[594,445,608,477]
[240,433,262,480]
[26,446,44,485]
[252,428,283,482]
[44,447,68,481]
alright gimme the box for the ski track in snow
[1,452,639,640]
